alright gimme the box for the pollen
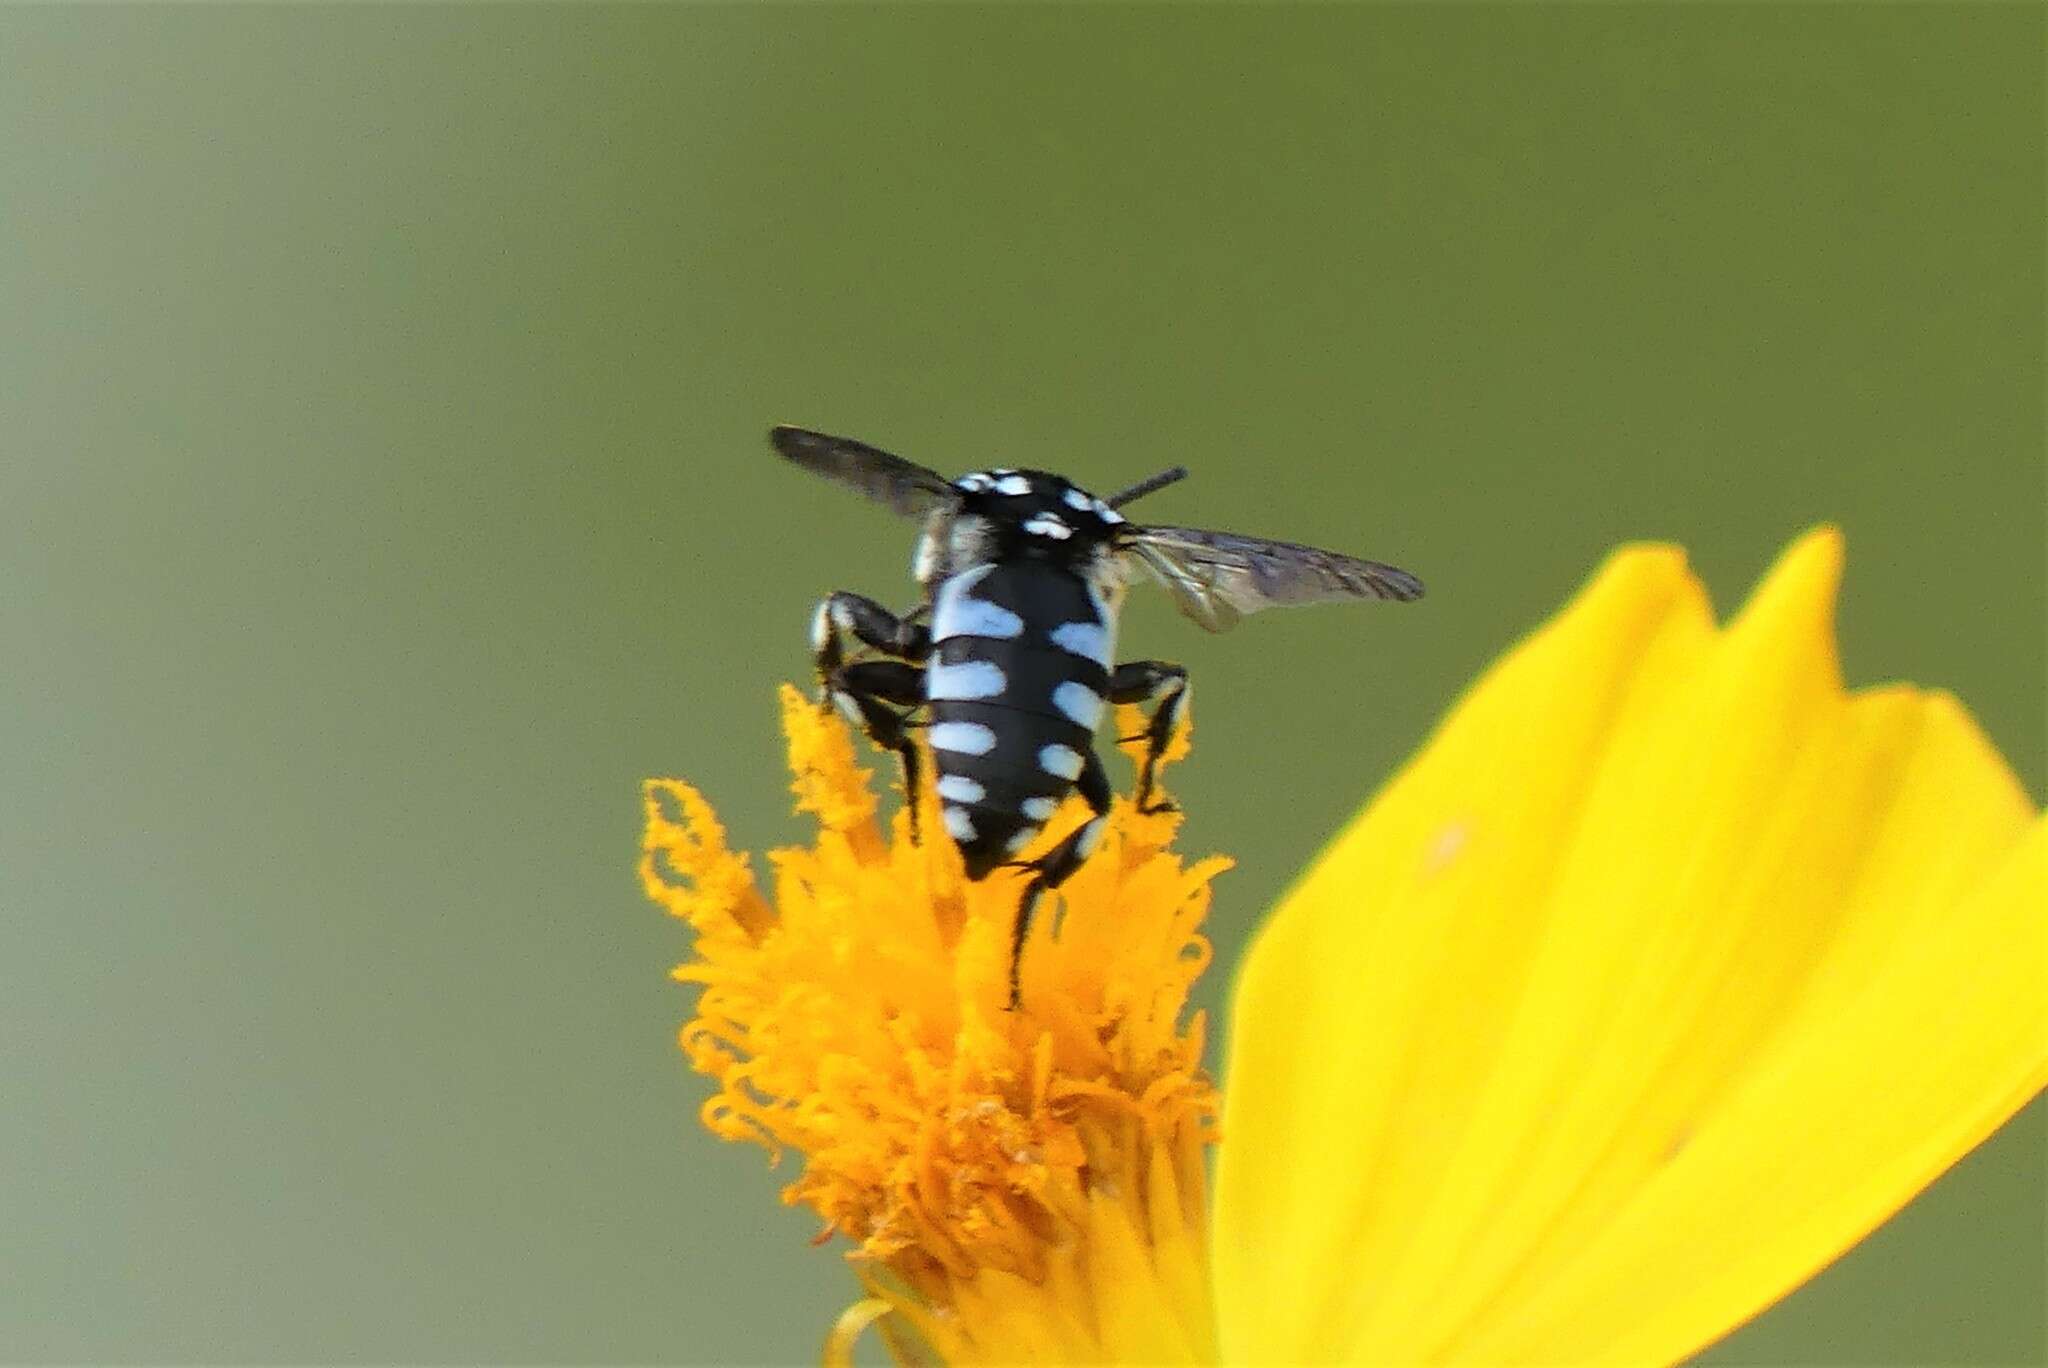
[640,686,1229,1363]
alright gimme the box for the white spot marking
[936,774,986,804]
[1021,795,1059,821]
[1048,620,1111,667]
[1005,826,1039,854]
[1094,499,1124,524]
[1022,514,1072,540]
[994,474,1033,497]
[930,721,998,756]
[1052,680,1104,729]
[1075,817,1106,859]
[943,806,978,841]
[927,659,1008,701]
[1038,743,1083,780]
[931,565,1024,640]
[810,601,833,652]
[1062,487,1093,512]
[990,467,1016,477]
[954,472,993,492]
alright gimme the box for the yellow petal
[1462,817,2045,1366]
[1214,527,2044,1365]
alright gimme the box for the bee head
[947,468,1126,561]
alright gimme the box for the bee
[773,425,1423,1003]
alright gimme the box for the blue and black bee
[773,425,1423,1002]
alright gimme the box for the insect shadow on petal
[770,425,1423,1006]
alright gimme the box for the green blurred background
[3,5,2040,1364]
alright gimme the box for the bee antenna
[1106,465,1188,509]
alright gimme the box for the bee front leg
[809,590,932,687]
[810,592,934,840]
[1107,660,1189,815]
[824,659,928,841]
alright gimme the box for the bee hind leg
[1007,749,1112,1008]
[1107,660,1189,815]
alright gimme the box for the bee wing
[1124,524,1424,633]
[770,426,960,518]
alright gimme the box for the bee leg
[1008,749,1112,1008]
[1107,661,1190,815]
[826,660,928,841]
[810,591,933,689]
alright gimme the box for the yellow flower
[643,684,1226,1364]
[641,527,2045,1365]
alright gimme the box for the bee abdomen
[928,699,1093,877]
[930,636,1108,729]
[925,560,1119,878]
